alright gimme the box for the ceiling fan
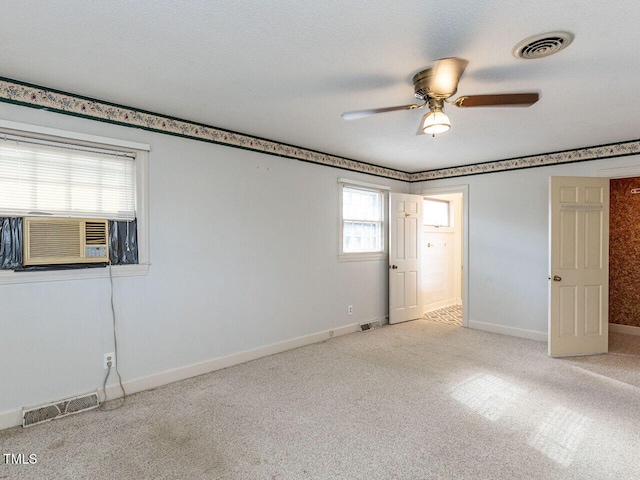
[341,58,539,136]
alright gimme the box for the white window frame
[338,178,389,262]
[423,198,452,228]
[0,120,150,284]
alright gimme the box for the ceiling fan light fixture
[341,57,538,137]
[422,110,451,136]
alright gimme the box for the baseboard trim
[468,320,546,342]
[0,409,23,432]
[0,321,362,431]
[609,323,640,336]
[105,321,364,401]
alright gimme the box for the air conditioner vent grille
[85,221,107,245]
[29,221,81,258]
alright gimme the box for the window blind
[0,135,136,220]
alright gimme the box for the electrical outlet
[103,352,115,370]
[348,305,353,315]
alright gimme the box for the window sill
[339,252,388,263]
[0,263,150,285]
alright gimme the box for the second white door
[549,176,609,357]
[389,193,423,324]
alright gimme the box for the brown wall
[609,177,640,327]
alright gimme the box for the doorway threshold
[424,304,462,326]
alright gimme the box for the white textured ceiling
[2,1,640,173]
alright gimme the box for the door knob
[553,275,562,282]
[390,265,398,269]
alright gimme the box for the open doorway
[417,185,469,327]
[422,193,463,325]
[608,176,640,338]
[549,167,640,357]
[596,166,640,341]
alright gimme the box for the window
[339,179,388,261]
[423,198,450,227]
[0,120,149,284]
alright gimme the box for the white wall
[412,155,640,339]
[0,102,409,427]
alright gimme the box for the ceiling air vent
[512,31,574,59]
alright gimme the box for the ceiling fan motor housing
[413,68,457,100]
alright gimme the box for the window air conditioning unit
[23,217,109,266]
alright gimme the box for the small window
[423,198,450,227]
[340,181,387,259]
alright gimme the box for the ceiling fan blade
[341,103,425,120]
[453,93,539,108]
[428,57,469,97]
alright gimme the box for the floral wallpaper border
[0,78,411,182]
[412,141,640,181]
[1,77,639,183]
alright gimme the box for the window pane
[343,187,381,221]
[341,184,385,254]
[423,199,450,226]
[343,221,382,252]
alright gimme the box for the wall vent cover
[512,31,574,59]
[22,392,99,428]
[360,320,383,331]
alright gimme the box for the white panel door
[549,176,609,357]
[389,193,423,324]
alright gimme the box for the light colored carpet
[1,321,639,480]
[424,304,462,326]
